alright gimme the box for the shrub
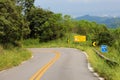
[97,32,114,46]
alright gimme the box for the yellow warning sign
[74,35,86,42]
[92,42,96,46]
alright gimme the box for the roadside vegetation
[0,46,31,71]
[0,0,120,80]
[23,33,120,80]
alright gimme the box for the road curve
[0,48,98,80]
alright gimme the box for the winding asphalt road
[0,48,98,80]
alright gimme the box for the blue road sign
[101,45,108,53]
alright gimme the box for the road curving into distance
[30,50,61,80]
[0,48,98,80]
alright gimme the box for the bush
[0,48,31,71]
[97,31,114,46]
[114,40,120,53]
[0,45,3,54]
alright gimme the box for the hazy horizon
[34,0,120,17]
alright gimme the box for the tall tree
[0,0,30,47]
[39,13,65,42]
[63,15,74,32]
[26,7,53,38]
[26,7,65,41]
[16,0,35,15]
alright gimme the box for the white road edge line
[83,52,104,80]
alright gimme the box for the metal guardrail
[93,48,119,67]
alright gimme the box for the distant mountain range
[75,15,120,28]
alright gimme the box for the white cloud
[67,0,98,3]
[67,0,115,3]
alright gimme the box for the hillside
[76,15,120,28]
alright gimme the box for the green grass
[84,47,120,80]
[23,33,120,80]
[0,47,32,71]
[23,33,91,49]
[23,34,73,48]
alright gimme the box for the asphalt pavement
[0,48,99,80]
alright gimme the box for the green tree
[0,0,30,47]
[113,28,120,39]
[26,7,65,42]
[76,20,91,35]
[74,20,109,41]
[39,13,65,42]
[63,15,75,32]
[112,28,120,52]
[26,7,53,38]
[97,31,114,46]
[16,0,35,15]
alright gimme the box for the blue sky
[34,0,120,17]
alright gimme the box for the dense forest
[76,15,120,28]
[0,0,120,53]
